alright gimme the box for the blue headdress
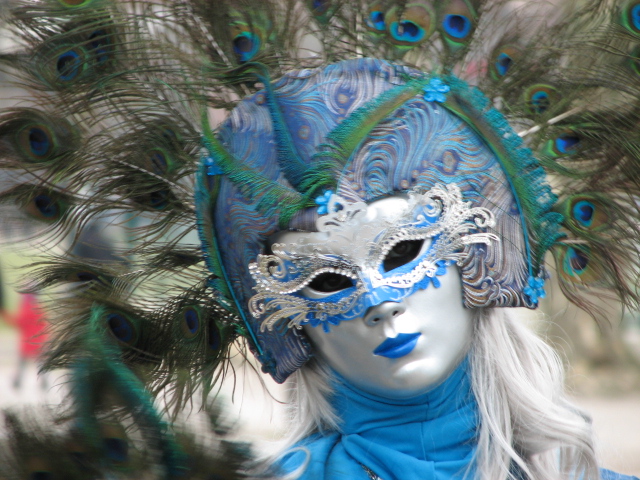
[196,58,562,381]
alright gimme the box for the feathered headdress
[1,0,640,476]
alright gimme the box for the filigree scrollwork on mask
[248,183,499,332]
[367,184,498,289]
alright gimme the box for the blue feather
[443,14,472,39]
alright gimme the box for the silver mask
[248,183,498,333]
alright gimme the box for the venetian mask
[248,184,497,397]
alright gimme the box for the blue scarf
[279,359,478,480]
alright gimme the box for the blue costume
[281,359,477,480]
[280,359,638,480]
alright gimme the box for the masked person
[1,1,640,479]
[202,58,637,480]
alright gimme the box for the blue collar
[280,358,479,480]
[330,358,478,479]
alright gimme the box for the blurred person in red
[6,292,47,390]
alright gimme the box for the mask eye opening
[382,239,425,272]
[307,271,356,293]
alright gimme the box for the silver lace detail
[248,183,498,331]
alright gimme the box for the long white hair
[273,308,600,480]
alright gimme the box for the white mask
[249,185,497,398]
[303,261,474,399]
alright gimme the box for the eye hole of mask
[307,272,355,293]
[382,239,425,272]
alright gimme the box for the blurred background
[0,11,638,477]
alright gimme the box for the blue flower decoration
[424,260,449,288]
[315,190,334,215]
[423,78,450,103]
[204,155,223,176]
[524,275,546,306]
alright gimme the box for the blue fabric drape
[600,469,640,480]
[280,358,478,479]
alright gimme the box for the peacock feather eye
[145,148,175,175]
[24,191,68,223]
[621,0,640,35]
[161,125,181,144]
[566,246,588,274]
[443,14,472,39]
[35,195,58,218]
[365,2,387,32]
[104,437,128,463]
[228,9,270,64]
[181,307,201,340]
[65,269,111,286]
[106,312,138,346]
[367,11,386,31]
[311,0,330,14]
[557,194,611,233]
[541,130,581,158]
[440,0,477,47]
[385,2,436,47]
[56,47,87,82]
[151,150,168,174]
[231,30,262,63]
[64,437,90,467]
[148,189,170,210]
[25,458,53,480]
[87,28,114,65]
[17,124,55,161]
[2,110,78,164]
[490,45,521,80]
[307,0,338,24]
[555,135,580,154]
[100,424,129,464]
[556,245,599,284]
[572,200,595,227]
[134,186,173,211]
[28,471,53,480]
[523,84,561,115]
[76,271,98,282]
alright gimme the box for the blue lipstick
[373,333,421,359]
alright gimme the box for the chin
[395,354,466,395]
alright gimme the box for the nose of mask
[363,301,406,326]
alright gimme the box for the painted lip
[373,333,422,359]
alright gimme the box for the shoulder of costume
[277,432,342,477]
[600,469,640,480]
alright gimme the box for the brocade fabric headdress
[196,58,562,381]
